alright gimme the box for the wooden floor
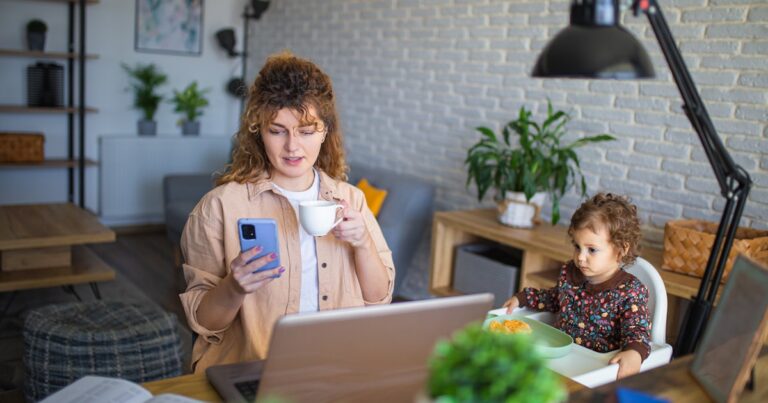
[88,231,188,324]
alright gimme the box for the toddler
[503,193,651,379]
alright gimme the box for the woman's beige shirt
[179,170,395,372]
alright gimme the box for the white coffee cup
[299,200,344,236]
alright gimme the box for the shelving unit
[0,0,98,208]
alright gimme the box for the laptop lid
[208,293,493,403]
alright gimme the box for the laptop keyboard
[234,379,260,402]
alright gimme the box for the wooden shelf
[0,159,97,169]
[0,246,114,292]
[0,49,98,60]
[0,105,98,114]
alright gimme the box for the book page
[40,376,152,403]
[147,393,205,403]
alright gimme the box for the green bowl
[483,314,573,359]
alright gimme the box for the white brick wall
[248,0,768,299]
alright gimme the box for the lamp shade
[532,25,654,79]
[532,0,654,79]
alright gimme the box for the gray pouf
[23,300,182,402]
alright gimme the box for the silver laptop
[207,293,494,403]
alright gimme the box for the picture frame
[690,255,768,403]
[134,0,204,56]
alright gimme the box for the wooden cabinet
[429,209,707,301]
[0,0,99,207]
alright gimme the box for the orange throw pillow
[356,178,388,217]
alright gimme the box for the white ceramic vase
[497,192,547,228]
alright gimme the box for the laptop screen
[207,293,494,403]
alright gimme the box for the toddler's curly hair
[568,193,642,266]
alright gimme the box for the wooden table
[141,370,585,401]
[570,350,768,402]
[0,203,116,295]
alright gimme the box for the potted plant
[465,101,615,227]
[170,81,209,135]
[26,19,47,51]
[427,324,565,402]
[122,63,168,136]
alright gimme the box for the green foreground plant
[465,101,615,224]
[428,324,565,403]
[170,81,210,124]
[121,63,168,121]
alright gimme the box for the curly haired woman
[179,52,394,372]
[503,193,651,379]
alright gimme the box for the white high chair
[489,257,674,387]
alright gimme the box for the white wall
[0,0,246,215]
[245,0,768,299]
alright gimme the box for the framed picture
[135,0,204,56]
[690,255,768,403]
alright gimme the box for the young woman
[179,52,394,372]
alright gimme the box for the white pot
[497,192,547,228]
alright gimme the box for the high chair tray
[487,308,673,387]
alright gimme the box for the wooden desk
[141,370,585,402]
[0,203,116,293]
[143,373,221,402]
[570,350,768,402]
[429,209,713,300]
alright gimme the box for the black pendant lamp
[532,0,654,79]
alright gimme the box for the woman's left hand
[609,349,642,380]
[331,200,371,248]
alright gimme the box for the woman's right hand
[503,296,520,314]
[226,246,284,295]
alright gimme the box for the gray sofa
[163,164,435,297]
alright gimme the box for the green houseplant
[170,81,210,135]
[122,63,168,135]
[428,324,565,402]
[465,101,615,226]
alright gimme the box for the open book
[41,376,203,403]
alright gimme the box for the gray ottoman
[23,300,182,401]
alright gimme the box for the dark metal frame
[631,0,752,356]
[66,0,88,207]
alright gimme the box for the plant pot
[497,192,547,228]
[27,32,46,51]
[181,121,200,136]
[137,120,157,136]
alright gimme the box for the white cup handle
[331,204,344,229]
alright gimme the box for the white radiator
[99,135,231,226]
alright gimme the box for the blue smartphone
[238,218,280,273]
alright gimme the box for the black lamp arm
[630,0,752,356]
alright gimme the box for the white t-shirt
[272,171,320,313]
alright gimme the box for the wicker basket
[0,132,44,162]
[663,220,768,282]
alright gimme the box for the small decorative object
[427,324,565,402]
[135,0,204,56]
[27,62,64,107]
[465,100,615,226]
[663,219,768,282]
[122,63,168,136]
[0,132,44,163]
[170,81,209,135]
[26,19,47,51]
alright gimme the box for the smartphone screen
[237,218,280,273]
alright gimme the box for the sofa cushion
[356,178,388,216]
